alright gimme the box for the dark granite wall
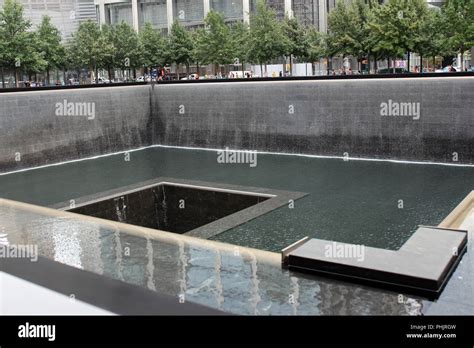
[152,77,474,164]
[0,77,472,174]
[0,85,152,173]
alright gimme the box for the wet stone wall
[1,77,473,174]
[152,77,474,164]
[0,85,152,173]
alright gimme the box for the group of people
[331,68,357,75]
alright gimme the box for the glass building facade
[105,2,133,26]
[96,0,324,33]
[265,0,285,20]
[97,0,430,34]
[293,0,319,28]
[172,0,204,29]
[139,0,168,30]
[0,0,97,40]
[211,0,243,22]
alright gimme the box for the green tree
[69,20,114,83]
[23,31,48,80]
[302,27,326,75]
[327,0,355,58]
[168,20,194,79]
[229,21,250,77]
[441,0,474,71]
[37,15,64,85]
[194,27,210,68]
[195,10,233,75]
[113,21,143,79]
[416,8,444,71]
[101,24,117,80]
[349,0,373,72]
[247,0,287,76]
[139,22,168,71]
[368,0,429,72]
[364,0,384,72]
[283,16,308,75]
[0,0,41,87]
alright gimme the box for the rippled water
[1,147,472,251]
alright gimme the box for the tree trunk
[46,69,50,86]
[407,52,410,73]
[15,68,19,88]
[374,55,378,73]
[460,49,464,71]
[420,54,423,73]
[1,66,5,88]
[290,55,293,76]
[260,63,263,77]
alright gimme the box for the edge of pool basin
[49,177,308,240]
[283,191,473,299]
[1,197,283,266]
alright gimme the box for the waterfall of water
[114,196,127,222]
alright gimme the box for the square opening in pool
[68,182,270,234]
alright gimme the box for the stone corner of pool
[281,223,468,299]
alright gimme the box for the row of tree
[327,0,473,71]
[0,0,473,87]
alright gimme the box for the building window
[172,0,204,26]
[293,0,319,28]
[139,0,167,30]
[211,0,244,21]
[105,3,133,26]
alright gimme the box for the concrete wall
[153,77,474,164]
[0,77,472,174]
[0,85,151,173]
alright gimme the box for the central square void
[69,182,270,234]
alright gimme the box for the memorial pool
[1,146,472,252]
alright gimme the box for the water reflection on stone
[0,202,423,315]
